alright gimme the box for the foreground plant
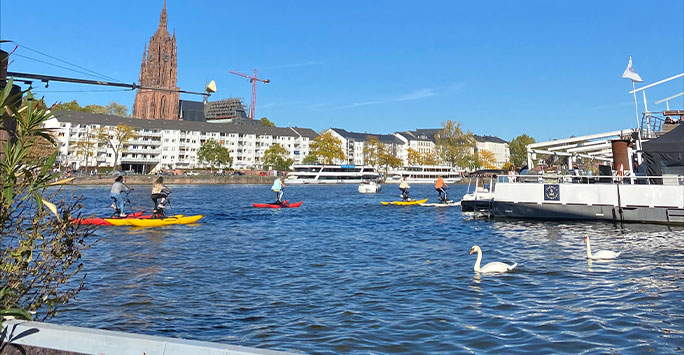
[1,79,94,324]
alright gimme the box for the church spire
[158,0,167,29]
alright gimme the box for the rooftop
[52,111,318,139]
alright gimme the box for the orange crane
[228,69,270,119]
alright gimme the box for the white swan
[584,235,620,260]
[469,245,517,273]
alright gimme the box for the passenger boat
[284,164,380,184]
[461,72,684,224]
[385,165,463,184]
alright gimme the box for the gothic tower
[132,0,179,120]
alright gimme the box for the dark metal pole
[6,71,210,96]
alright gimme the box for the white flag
[622,56,643,82]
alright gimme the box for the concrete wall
[2,320,292,355]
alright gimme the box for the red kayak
[252,201,303,208]
[72,211,151,226]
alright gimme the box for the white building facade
[474,135,510,169]
[47,111,318,172]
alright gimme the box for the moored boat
[385,165,464,184]
[284,164,380,185]
[358,180,382,193]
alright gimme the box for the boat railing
[640,112,683,139]
[498,173,683,186]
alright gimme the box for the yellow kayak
[104,215,185,226]
[381,198,428,206]
[126,215,204,227]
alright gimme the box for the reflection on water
[52,184,684,354]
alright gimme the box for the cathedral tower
[132,0,179,120]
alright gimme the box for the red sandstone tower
[132,0,179,120]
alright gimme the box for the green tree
[51,100,86,112]
[51,100,129,116]
[262,143,294,171]
[1,81,93,322]
[198,139,232,171]
[105,102,129,117]
[509,134,536,168]
[434,120,476,169]
[260,117,275,127]
[308,131,345,164]
[96,124,138,171]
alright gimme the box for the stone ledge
[1,320,294,355]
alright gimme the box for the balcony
[136,130,162,137]
[125,148,161,154]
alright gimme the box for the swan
[584,235,620,260]
[469,245,517,273]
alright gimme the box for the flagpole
[631,80,643,164]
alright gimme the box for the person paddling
[110,176,132,217]
[435,176,449,203]
[399,177,411,201]
[272,176,285,204]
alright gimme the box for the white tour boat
[285,164,381,185]
[385,165,464,184]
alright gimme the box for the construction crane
[228,68,270,119]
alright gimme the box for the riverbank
[68,175,274,185]
[68,175,476,185]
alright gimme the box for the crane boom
[228,69,270,119]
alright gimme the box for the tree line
[47,99,538,172]
[301,121,536,172]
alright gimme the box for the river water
[53,184,684,354]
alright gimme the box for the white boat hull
[358,183,382,193]
[465,179,684,224]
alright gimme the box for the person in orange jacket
[435,176,449,202]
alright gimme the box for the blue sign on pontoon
[341,165,356,168]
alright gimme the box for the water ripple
[51,185,684,354]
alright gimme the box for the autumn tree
[260,117,275,127]
[198,139,232,171]
[377,146,402,179]
[363,136,383,167]
[420,151,439,165]
[434,120,476,169]
[407,148,421,165]
[476,149,497,169]
[307,131,345,164]
[72,128,98,174]
[509,134,536,168]
[96,124,138,171]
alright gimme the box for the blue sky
[1,0,682,141]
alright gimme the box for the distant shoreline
[65,175,474,186]
[66,175,274,185]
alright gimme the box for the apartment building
[325,128,404,165]
[474,135,510,168]
[47,111,317,172]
